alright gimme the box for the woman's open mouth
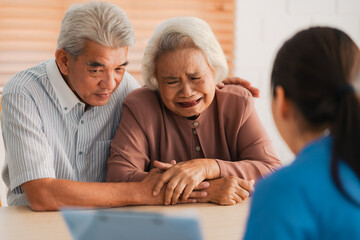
[178,98,202,108]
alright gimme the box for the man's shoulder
[116,72,140,92]
[111,72,140,101]
[2,61,49,96]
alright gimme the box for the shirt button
[195,146,201,152]
[64,107,68,110]
[193,122,199,127]
[79,151,83,155]
[193,130,197,135]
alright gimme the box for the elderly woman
[107,17,281,205]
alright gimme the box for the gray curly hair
[142,17,228,90]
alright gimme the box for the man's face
[61,41,128,107]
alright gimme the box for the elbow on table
[27,190,61,211]
[28,200,59,212]
[261,155,282,175]
[22,180,61,211]
[270,159,283,172]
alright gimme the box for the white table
[0,200,251,240]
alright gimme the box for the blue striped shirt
[1,59,140,206]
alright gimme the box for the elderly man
[1,1,209,211]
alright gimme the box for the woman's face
[155,48,216,118]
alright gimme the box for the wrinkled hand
[153,160,176,171]
[217,76,260,98]
[197,177,255,205]
[140,168,167,205]
[152,159,219,205]
[143,167,209,205]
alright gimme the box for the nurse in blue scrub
[244,27,360,240]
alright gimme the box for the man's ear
[55,49,70,75]
[274,86,292,120]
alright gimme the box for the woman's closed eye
[163,77,180,85]
[167,80,179,85]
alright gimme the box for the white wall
[234,0,360,165]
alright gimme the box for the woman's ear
[274,86,292,120]
[55,49,70,76]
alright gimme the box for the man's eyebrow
[87,61,105,67]
[120,61,129,67]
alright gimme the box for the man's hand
[197,177,255,205]
[217,77,260,97]
[138,168,165,205]
[142,168,209,205]
[152,159,218,205]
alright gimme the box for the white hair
[57,1,135,56]
[142,17,228,90]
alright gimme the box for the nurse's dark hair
[271,26,360,206]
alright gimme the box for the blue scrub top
[244,136,360,240]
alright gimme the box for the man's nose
[99,71,116,90]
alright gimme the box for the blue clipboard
[61,209,203,240]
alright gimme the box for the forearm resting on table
[22,178,147,211]
[106,168,148,182]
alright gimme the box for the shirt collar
[46,58,85,113]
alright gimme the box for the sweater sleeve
[106,93,150,182]
[215,88,281,181]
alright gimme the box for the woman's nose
[180,82,194,97]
